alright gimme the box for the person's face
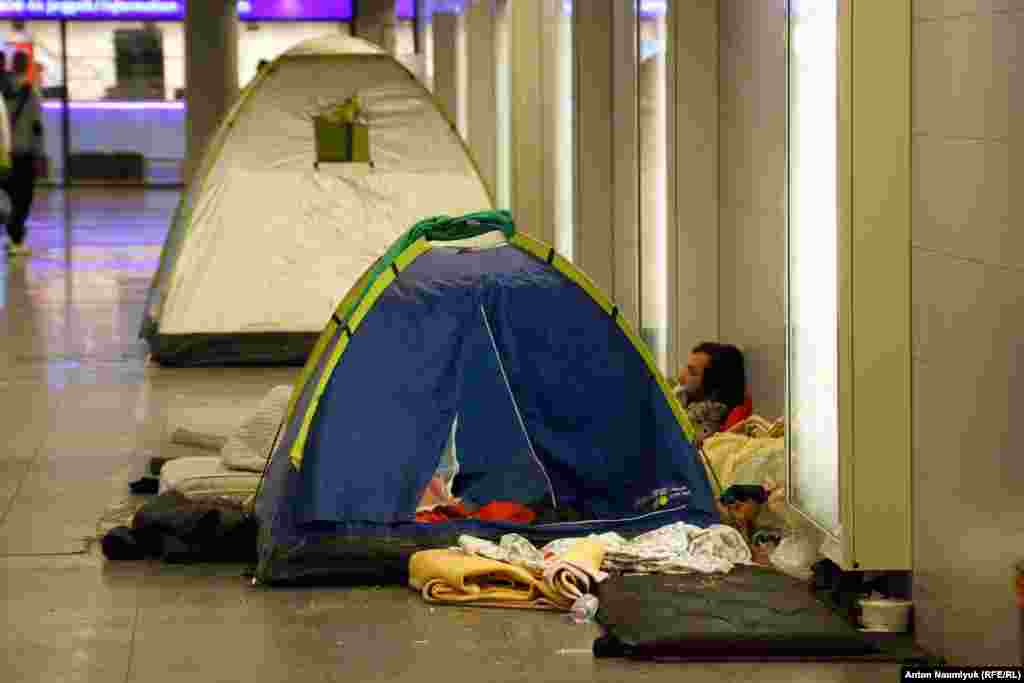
[680,351,711,399]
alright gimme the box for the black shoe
[101,526,148,560]
[129,477,160,494]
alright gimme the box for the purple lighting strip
[43,100,184,111]
[0,0,353,21]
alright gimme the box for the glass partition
[785,0,841,536]
[637,0,668,372]
[553,0,573,261]
[494,0,510,210]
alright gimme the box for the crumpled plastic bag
[769,533,819,581]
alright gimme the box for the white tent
[142,35,493,366]
[0,94,10,175]
[0,96,11,224]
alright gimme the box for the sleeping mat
[592,565,882,660]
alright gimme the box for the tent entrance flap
[479,304,556,510]
[435,302,557,514]
[417,415,460,511]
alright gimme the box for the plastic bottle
[569,594,600,624]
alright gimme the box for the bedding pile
[700,417,825,580]
[151,384,293,503]
[407,523,753,611]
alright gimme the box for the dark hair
[692,342,747,410]
[11,51,29,76]
[257,59,270,70]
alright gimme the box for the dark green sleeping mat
[593,564,941,664]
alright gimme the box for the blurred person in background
[0,51,14,98]
[3,50,44,258]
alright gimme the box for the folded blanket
[543,538,609,603]
[409,549,571,610]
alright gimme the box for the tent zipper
[478,304,557,510]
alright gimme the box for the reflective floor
[0,189,901,682]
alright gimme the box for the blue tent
[254,211,720,585]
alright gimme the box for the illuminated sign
[0,1,353,21]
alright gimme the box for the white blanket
[457,522,752,578]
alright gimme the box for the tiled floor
[0,189,903,682]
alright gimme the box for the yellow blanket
[543,538,609,603]
[408,540,608,611]
[409,550,570,610]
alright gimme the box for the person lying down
[675,342,749,446]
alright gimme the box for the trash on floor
[569,595,600,624]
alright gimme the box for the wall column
[432,11,468,138]
[184,0,239,185]
[669,0,719,371]
[507,0,549,241]
[464,0,498,200]
[354,0,398,52]
[574,0,638,323]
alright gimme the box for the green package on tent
[315,96,370,164]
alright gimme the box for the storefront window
[637,0,669,372]
[64,21,182,185]
[1,6,353,188]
